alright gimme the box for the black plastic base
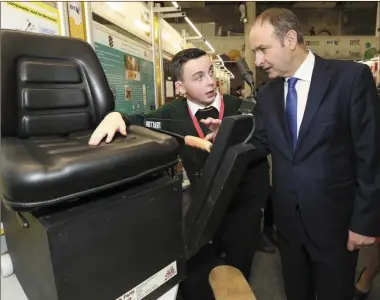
[2,175,185,300]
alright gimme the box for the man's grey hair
[257,8,304,45]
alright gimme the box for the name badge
[145,120,161,129]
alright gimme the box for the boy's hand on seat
[88,112,127,146]
[201,118,222,141]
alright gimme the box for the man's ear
[175,81,186,96]
[284,30,298,50]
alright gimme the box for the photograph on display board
[125,55,141,81]
[124,85,132,101]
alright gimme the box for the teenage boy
[89,48,269,299]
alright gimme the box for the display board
[0,2,60,35]
[91,1,184,56]
[304,36,380,60]
[199,36,379,62]
[93,22,156,115]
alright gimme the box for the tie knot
[287,77,298,89]
[198,106,216,113]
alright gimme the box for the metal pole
[244,2,256,96]
[149,2,158,109]
[376,2,380,37]
[150,2,164,108]
[57,2,69,36]
[181,29,187,49]
[83,2,94,48]
[376,2,380,51]
[156,3,165,106]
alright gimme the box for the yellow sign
[68,2,86,40]
[6,2,58,22]
[2,2,60,35]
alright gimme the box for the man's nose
[255,52,264,67]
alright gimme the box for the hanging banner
[1,2,60,35]
[93,23,155,115]
[67,2,86,40]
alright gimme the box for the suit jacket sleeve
[349,65,380,237]
[252,89,271,158]
[117,103,172,127]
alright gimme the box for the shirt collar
[187,91,221,115]
[285,50,315,83]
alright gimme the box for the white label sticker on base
[116,261,177,300]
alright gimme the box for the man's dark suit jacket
[253,55,380,247]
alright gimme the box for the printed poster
[94,25,155,115]
[68,2,86,40]
[1,2,60,35]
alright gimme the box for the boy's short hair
[171,48,208,81]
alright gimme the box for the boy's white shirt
[186,91,221,115]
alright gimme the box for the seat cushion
[1,30,114,138]
[0,126,179,210]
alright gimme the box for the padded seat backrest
[183,115,254,244]
[186,143,255,258]
[1,29,114,138]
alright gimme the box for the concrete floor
[250,246,380,299]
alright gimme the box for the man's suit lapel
[270,79,294,156]
[296,56,331,152]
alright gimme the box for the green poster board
[93,24,156,115]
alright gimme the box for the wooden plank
[209,266,256,300]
